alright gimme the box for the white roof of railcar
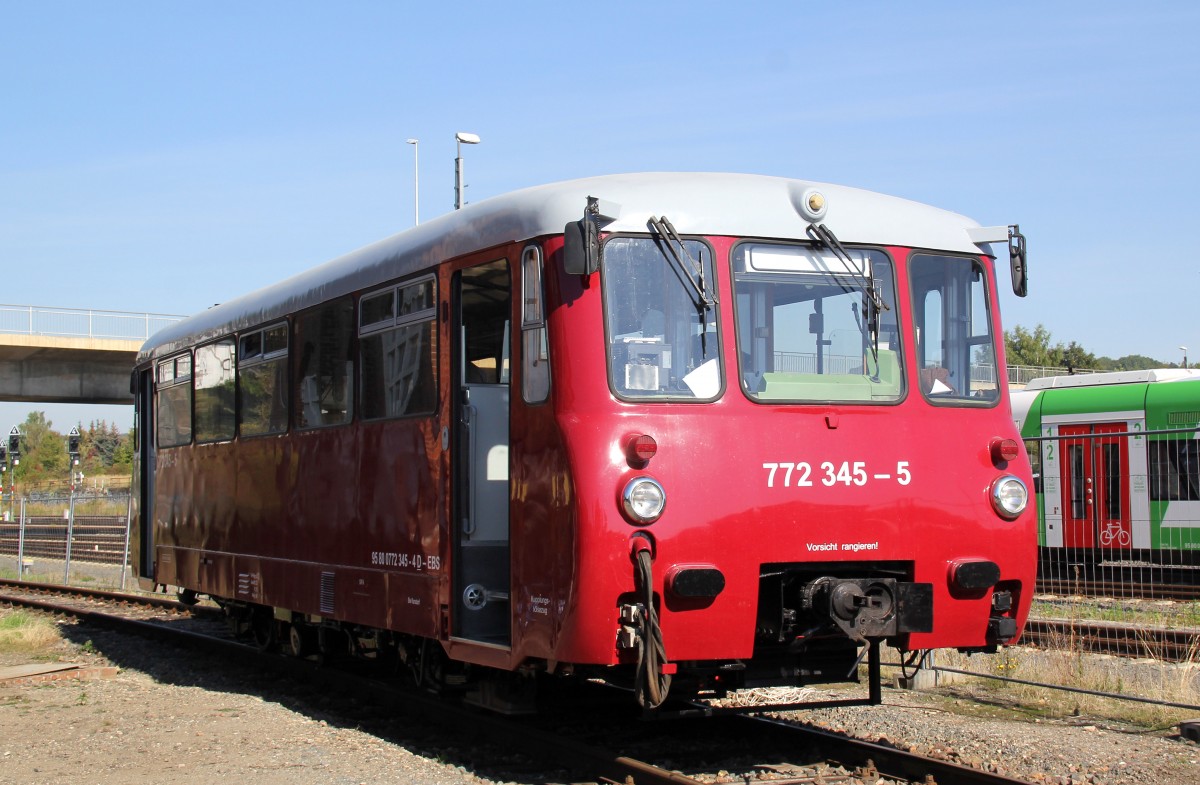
[1022,369,1200,390]
[138,172,1004,362]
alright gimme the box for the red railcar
[131,173,1035,709]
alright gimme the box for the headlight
[622,477,666,524]
[990,475,1028,519]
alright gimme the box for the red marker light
[627,434,658,464]
[989,437,1021,465]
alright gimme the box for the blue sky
[2,1,1198,430]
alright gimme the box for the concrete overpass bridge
[1,305,185,404]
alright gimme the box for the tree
[111,429,134,473]
[1006,324,1170,372]
[83,420,122,468]
[1005,324,1063,367]
[1111,354,1164,371]
[1061,341,1097,372]
[12,412,67,486]
[6,413,134,489]
[71,420,134,479]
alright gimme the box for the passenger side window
[360,277,438,419]
[239,323,289,437]
[156,353,193,448]
[194,339,236,443]
[294,297,355,428]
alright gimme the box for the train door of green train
[1059,423,1132,551]
[451,259,512,646]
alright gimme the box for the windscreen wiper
[808,223,888,378]
[648,216,717,311]
[805,223,888,316]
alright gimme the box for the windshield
[732,243,902,403]
[909,253,999,403]
[601,236,722,400]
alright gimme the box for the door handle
[461,404,478,537]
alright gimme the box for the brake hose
[634,547,671,709]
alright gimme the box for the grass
[0,609,62,656]
[928,640,1200,731]
[1031,597,1200,628]
[0,565,131,591]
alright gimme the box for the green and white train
[1011,369,1200,578]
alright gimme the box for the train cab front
[553,190,1036,708]
[611,444,1036,705]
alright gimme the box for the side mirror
[1009,226,1027,298]
[563,195,619,276]
[563,214,599,276]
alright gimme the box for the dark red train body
[132,173,1036,708]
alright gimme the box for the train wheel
[413,638,447,692]
[287,623,313,658]
[251,607,278,652]
[177,588,199,606]
[317,625,346,660]
[221,604,251,637]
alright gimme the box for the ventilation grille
[319,571,336,615]
[1168,411,1200,426]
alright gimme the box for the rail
[765,356,1090,388]
[972,362,1096,386]
[0,303,185,342]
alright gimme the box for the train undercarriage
[167,556,1016,714]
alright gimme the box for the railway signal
[4,427,17,516]
[68,426,81,465]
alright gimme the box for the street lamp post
[1181,346,1188,369]
[454,132,481,210]
[405,138,419,225]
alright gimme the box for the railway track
[0,579,1036,785]
[1022,617,1200,661]
[1037,576,1200,601]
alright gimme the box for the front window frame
[599,233,723,403]
[908,252,1002,407]
[730,240,904,406]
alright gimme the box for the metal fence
[970,363,1097,387]
[936,426,1200,714]
[0,492,132,588]
[0,304,185,341]
[751,358,1086,388]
